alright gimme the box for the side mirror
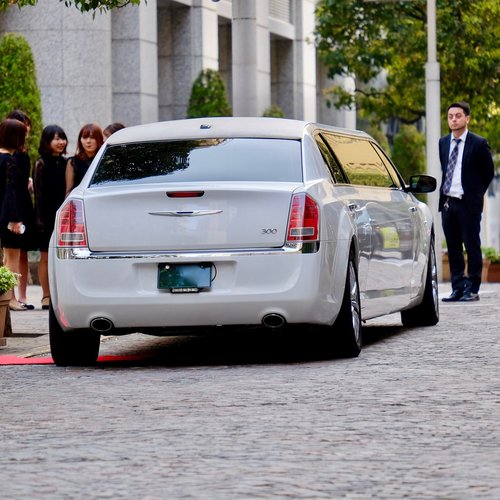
[407,174,437,194]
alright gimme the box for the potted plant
[482,247,500,282]
[0,265,20,346]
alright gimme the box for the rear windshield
[90,138,302,186]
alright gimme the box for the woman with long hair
[6,110,38,310]
[33,124,68,310]
[0,118,28,311]
[65,123,104,197]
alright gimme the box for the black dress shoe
[442,289,464,302]
[459,292,479,302]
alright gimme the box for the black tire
[49,304,101,366]
[401,236,439,327]
[329,254,362,358]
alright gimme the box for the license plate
[158,263,212,291]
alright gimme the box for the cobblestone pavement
[1,284,499,498]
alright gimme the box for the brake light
[167,191,205,198]
[57,199,88,247]
[286,193,319,242]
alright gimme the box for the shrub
[0,33,43,165]
[186,69,232,118]
[482,247,500,264]
[263,104,285,118]
[391,124,426,183]
[0,266,20,295]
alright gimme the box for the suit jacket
[439,131,495,214]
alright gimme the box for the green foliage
[0,0,141,14]
[0,33,43,164]
[315,0,499,150]
[476,107,500,154]
[483,247,500,264]
[0,266,20,294]
[391,125,426,182]
[263,104,285,118]
[187,69,232,119]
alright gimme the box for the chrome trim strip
[148,210,223,217]
[55,242,320,260]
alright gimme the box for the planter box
[487,263,500,282]
[441,253,489,282]
[0,290,12,347]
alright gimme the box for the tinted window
[90,138,302,186]
[371,143,404,188]
[322,134,395,188]
[316,134,347,183]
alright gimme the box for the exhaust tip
[90,317,114,333]
[262,313,286,329]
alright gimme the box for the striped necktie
[442,138,461,194]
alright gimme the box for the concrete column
[232,0,270,116]
[271,38,294,117]
[218,21,233,104]
[158,0,219,121]
[317,66,357,129]
[111,0,158,126]
[191,0,220,73]
[293,0,317,121]
[158,3,193,120]
[0,0,112,149]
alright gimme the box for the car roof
[105,117,371,144]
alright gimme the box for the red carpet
[0,354,147,365]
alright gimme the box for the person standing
[65,123,103,197]
[439,101,495,302]
[103,122,125,140]
[6,110,37,310]
[33,125,68,310]
[0,119,28,310]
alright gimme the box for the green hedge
[0,33,43,165]
[391,124,426,182]
[263,104,285,118]
[187,69,232,118]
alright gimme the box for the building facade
[3,0,496,251]
[0,0,354,147]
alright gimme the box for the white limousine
[48,118,439,366]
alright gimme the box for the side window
[322,133,395,188]
[371,143,404,189]
[315,134,346,183]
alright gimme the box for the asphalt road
[1,284,500,498]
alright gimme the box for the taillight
[57,199,88,247]
[286,193,319,242]
[166,191,205,198]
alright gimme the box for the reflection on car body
[48,118,439,366]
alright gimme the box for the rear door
[321,133,416,315]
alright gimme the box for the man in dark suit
[439,101,494,302]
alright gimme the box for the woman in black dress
[33,125,68,310]
[65,123,104,197]
[7,110,37,310]
[0,119,28,310]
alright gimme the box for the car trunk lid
[83,183,301,252]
